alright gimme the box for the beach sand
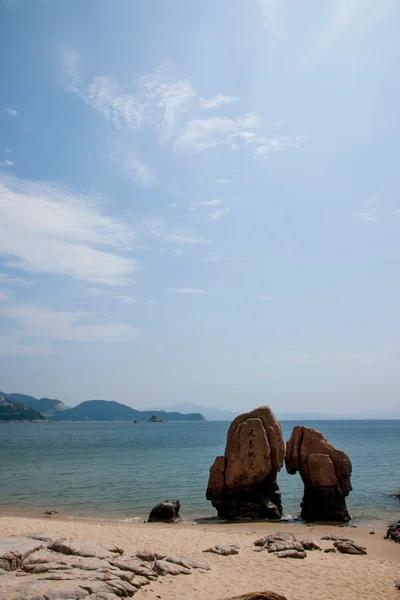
[0,515,399,600]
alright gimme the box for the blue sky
[1,0,400,415]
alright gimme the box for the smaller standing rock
[324,548,336,553]
[333,540,367,555]
[274,549,306,559]
[386,520,400,543]
[153,559,191,576]
[148,500,181,523]
[204,545,240,555]
[394,578,400,590]
[254,532,296,548]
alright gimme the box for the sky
[1,0,400,415]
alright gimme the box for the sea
[0,420,399,526]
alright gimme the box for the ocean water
[0,420,399,525]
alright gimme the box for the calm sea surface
[0,420,399,525]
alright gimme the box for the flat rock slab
[25,532,64,545]
[220,592,288,600]
[49,538,121,560]
[154,559,191,576]
[204,544,240,555]
[268,540,304,554]
[0,537,46,570]
[0,533,211,599]
[274,549,306,559]
[254,532,296,548]
[321,535,353,542]
[333,540,367,555]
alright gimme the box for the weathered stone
[300,539,321,551]
[24,532,63,545]
[333,540,367,555]
[133,575,150,587]
[220,592,288,600]
[324,547,336,553]
[285,426,352,522]
[254,532,296,547]
[0,537,46,571]
[166,555,210,570]
[203,544,240,555]
[111,557,155,579]
[386,520,400,543]
[267,540,304,554]
[394,578,400,590]
[135,549,165,562]
[153,559,191,576]
[49,538,121,560]
[206,407,285,520]
[147,499,181,523]
[274,549,306,559]
[321,535,353,541]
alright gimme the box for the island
[148,414,166,423]
[0,397,45,422]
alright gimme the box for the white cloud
[169,203,178,208]
[263,348,390,365]
[195,198,224,207]
[0,272,30,286]
[207,207,231,221]
[0,160,14,167]
[5,108,18,117]
[256,0,283,35]
[254,136,304,157]
[0,175,139,286]
[355,198,379,222]
[175,113,262,151]
[200,94,237,110]
[4,148,12,153]
[170,288,207,294]
[215,178,232,184]
[108,148,153,186]
[173,248,183,256]
[0,303,138,343]
[166,233,210,245]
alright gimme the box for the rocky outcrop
[147,499,181,523]
[385,520,400,543]
[285,426,352,522]
[333,540,367,555]
[0,533,210,599]
[206,406,285,520]
[204,545,240,555]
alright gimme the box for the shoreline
[1,514,399,599]
[0,506,392,531]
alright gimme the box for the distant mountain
[0,392,69,417]
[0,392,205,422]
[161,402,239,421]
[0,397,45,422]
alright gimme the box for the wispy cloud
[215,178,232,184]
[0,175,138,286]
[0,160,14,167]
[0,290,11,302]
[175,113,262,151]
[0,303,138,343]
[0,333,53,356]
[165,233,210,245]
[0,272,30,286]
[200,94,237,110]
[207,207,231,221]
[170,288,207,294]
[263,348,390,366]
[5,108,18,117]
[355,197,380,222]
[194,198,224,207]
[169,202,178,208]
[111,295,136,304]
[256,0,284,35]
[4,148,12,153]
[254,136,304,158]
[202,253,226,262]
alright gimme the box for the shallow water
[0,420,399,524]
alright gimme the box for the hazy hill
[0,397,45,421]
[0,392,69,417]
[163,402,239,421]
[0,392,205,422]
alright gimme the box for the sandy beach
[0,514,399,600]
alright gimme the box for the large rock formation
[206,407,285,520]
[285,426,352,522]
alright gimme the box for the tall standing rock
[206,407,285,520]
[285,426,352,522]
